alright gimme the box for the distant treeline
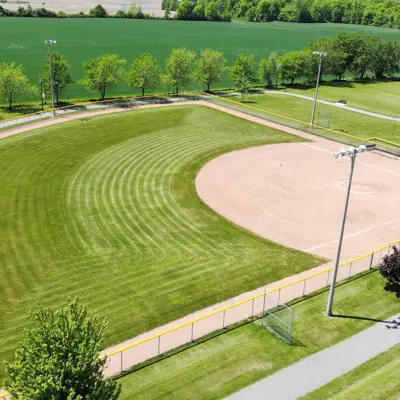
[4,0,400,26]
[165,0,400,26]
[1,32,399,109]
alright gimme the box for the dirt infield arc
[0,101,399,396]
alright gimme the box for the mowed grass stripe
[0,105,323,378]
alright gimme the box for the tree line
[1,32,399,109]
[5,0,400,26]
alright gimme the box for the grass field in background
[2,18,400,102]
[119,272,400,399]
[301,343,400,399]
[287,81,400,118]
[0,105,323,379]
[225,93,400,144]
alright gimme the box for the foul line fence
[204,92,400,157]
[1,240,399,398]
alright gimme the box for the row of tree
[1,32,399,109]
[168,0,400,27]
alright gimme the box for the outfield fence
[0,241,398,398]
[205,93,400,158]
[102,239,400,378]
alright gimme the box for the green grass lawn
[118,272,400,399]
[221,93,400,144]
[2,18,400,102]
[286,81,400,118]
[301,343,400,399]
[0,105,323,379]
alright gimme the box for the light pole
[310,51,326,128]
[326,144,376,317]
[45,40,56,118]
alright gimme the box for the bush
[380,246,400,284]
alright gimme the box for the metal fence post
[277,289,281,306]
[369,253,374,269]
[262,290,267,321]
[251,298,255,317]
[327,270,330,285]
[158,336,161,356]
[222,310,226,329]
[191,322,194,342]
[303,279,307,296]
[348,262,352,278]
[120,351,123,373]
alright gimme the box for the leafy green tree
[0,62,34,109]
[380,246,400,284]
[90,4,108,17]
[163,48,196,94]
[193,2,205,19]
[230,54,257,102]
[259,52,279,87]
[279,50,314,84]
[4,298,121,399]
[370,38,400,78]
[206,1,222,20]
[41,52,73,105]
[195,49,226,92]
[256,0,281,21]
[80,54,126,99]
[128,53,161,96]
[176,0,196,19]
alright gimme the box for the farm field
[224,93,400,144]
[302,343,400,399]
[286,81,400,118]
[2,19,400,101]
[118,272,400,399]
[0,105,323,379]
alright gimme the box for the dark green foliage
[380,246,400,284]
[90,4,108,17]
[4,299,121,399]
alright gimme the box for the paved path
[226,313,400,400]
[262,90,400,121]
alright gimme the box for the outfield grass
[223,93,400,144]
[0,105,323,379]
[2,18,400,102]
[301,343,400,399]
[287,81,400,118]
[118,272,400,399]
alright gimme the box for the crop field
[1,18,400,101]
[0,105,323,378]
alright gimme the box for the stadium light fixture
[45,40,57,118]
[326,144,375,317]
[310,51,327,128]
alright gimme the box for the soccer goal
[262,298,295,344]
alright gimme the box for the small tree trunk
[175,87,179,94]
[142,88,145,96]
[241,92,244,102]
[56,92,59,106]
[9,98,12,110]
[207,82,210,92]
[291,77,295,85]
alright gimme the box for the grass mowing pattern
[119,272,400,399]
[301,343,400,399]
[2,19,400,103]
[0,105,323,378]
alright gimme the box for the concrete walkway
[226,313,400,400]
[262,90,400,121]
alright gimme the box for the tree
[230,54,257,102]
[90,4,108,17]
[41,52,73,105]
[128,53,161,96]
[279,50,314,84]
[4,298,121,399]
[80,54,126,99]
[163,48,196,94]
[195,49,226,92]
[176,0,196,19]
[0,62,34,109]
[259,52,278,87]
[380,246,400,284]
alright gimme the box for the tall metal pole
[326,152,357,316]
[47,43,56,118]
[310,56,323,128]
[40,78,44,111]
